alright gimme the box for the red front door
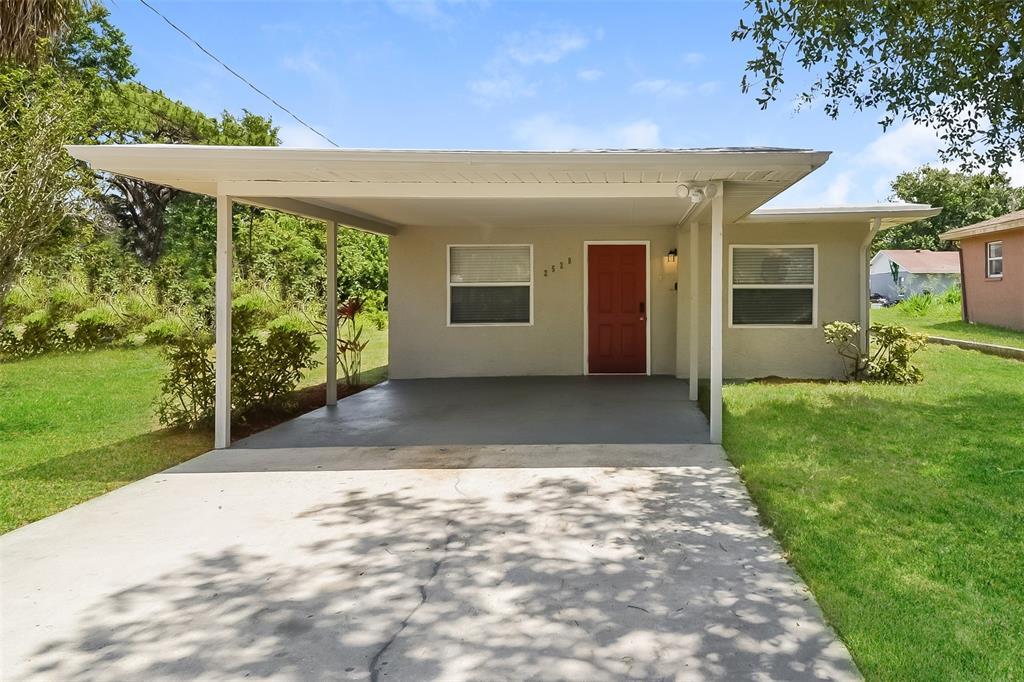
[587,244,647,374]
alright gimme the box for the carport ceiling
[68,145,832,231]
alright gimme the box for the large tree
[0,0,86,65]
[0,64,89,325]
[733,0,1024,170]
[57,5,278,265]
[875,166,1024,252]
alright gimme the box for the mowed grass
[0,347,210,533]
[0,326,389,534]
[874,302,1024,348]
[724,345,1024,679]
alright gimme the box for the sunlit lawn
[874,303,1024,348]
[0,326,388,534]
[724,345,1024,679]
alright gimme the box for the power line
[136,0,339,148]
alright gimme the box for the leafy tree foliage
[875,166,1024,252]
[60,5,279,264]
[733,0,1024,170]
[0,63,90,325]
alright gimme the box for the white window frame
[446,244,534,327]
[986,241,1003,279]
[728,244,819,329]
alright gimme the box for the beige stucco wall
[389,220,869,380]
[959,228,1024,331]
[676,220,868,380]
[389,225,678,379]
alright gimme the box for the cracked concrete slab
[1,444,858,681]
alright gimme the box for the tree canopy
[733,0,1024,170]
[876,166,1024,252]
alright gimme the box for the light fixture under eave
[676,182,719,203]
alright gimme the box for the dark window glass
[450,286,531,324]
[733,288,814,326]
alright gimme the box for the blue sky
[107,0,1021,206]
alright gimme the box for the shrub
[0,325,18,359]
[46,283,91,322]
[824,321,927,384]
[823,321,867,380]
[155,334,216,427]
[868,324,927,384]
[233,313,319,414]
[18,310,53,356]
[897,293,934,317]
[72,306,122,349]
[142,317,186,345]
[155,299,318,428]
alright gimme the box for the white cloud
[823,171,854,204]
[278,123,334,148]
[468,73,536,103]
[513,114,661,150]
[632,79,690,98]
[683,52,706,65]
[281,48,327,79]
[504,29,588,65]
[772,121,948,206]
[697,81,720,95]
[577,68,603,82]
[384,0,475,29]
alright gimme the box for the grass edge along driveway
[723,345,1024,680]
[1,326,388,534]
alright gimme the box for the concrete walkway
[1,444,858,681]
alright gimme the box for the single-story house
[869,249,961,301]
[940,209,1024,331]
[67,145,939,446]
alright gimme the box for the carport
[234,376,710,449]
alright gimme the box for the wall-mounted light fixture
[664,248,678,275]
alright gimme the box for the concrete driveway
[1,443,857,681]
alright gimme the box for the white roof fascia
[742,203,941,228]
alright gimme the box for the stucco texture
[959,228,1024,331]
[389,220,870,380]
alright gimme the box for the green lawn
[0,326,388,534]
[874,303,1024,348]
[724,345,1024,679]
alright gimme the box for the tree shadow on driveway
[9,447,858,681]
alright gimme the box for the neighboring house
[940,210,1024,331]
[67,145,939,445]
[869,249,961,300]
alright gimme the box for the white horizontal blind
[449,245,532,324]
[450,245,531,284]
[731,246,816,326]
[732,247,814,285]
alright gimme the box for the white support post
[214,195,233,449]
[709,184,724,444]
[325,221,338,406]
[688,220,700,402]
[859,216,882,353]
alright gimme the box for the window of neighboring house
[986,241,1003,278]
[448,245,533,325]
[730,245,817,327]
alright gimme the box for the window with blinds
[448,245,532,325]
[730,246,816,326]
